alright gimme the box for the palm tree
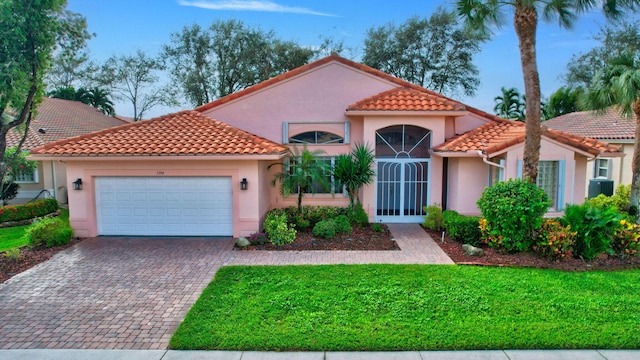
[581,53,640,216]
[494,87,525,120]
[88,88,115,116]
[456,0,639,183]
[270,145,331,213]
[333,143,376,210]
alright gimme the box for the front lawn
[170,265,640,351]
[0,208,69,252]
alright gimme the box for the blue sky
[66,0,630,118]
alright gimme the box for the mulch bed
[0,238,82,283]
[237,225,400,251]
[424,228,640,272]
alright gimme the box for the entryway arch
[375,125,431,223]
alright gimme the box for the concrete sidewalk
[1,349,639,359]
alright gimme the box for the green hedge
[443,210,482,246]
[0,198,59,223]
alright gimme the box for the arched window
[375,125,431,158]
[289,131,344,144]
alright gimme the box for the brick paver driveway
[0,224,452,350]
[0,237,234,350]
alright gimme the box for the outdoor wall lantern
[240,178,248,191]
[72,178,83,191]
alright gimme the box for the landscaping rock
[462,244,484,257]
[235,237,251,247]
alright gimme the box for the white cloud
[178,0,338,17]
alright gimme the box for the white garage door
[95,177,233,236]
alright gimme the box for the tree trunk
[630,99,640,218]
[514,5,541,184]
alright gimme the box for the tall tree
[100,50,177,121]
[456,0,640,183]
[494,87,525,120]
[545,86,583,119]
[581,53,640,217]
[0,0,90,199]
[163,20,316,107]
[566,21,640,89]
[362,8,484,97]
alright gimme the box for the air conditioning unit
[588,179,614,198]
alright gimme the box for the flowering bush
[612,219,640,258]
[0,198,58,223]
[534,220,576,260]
[247,232,269,245]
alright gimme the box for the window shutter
[557,160,566,210]
[282,122,289,144]
[516,160,523,179]
[344,122,350,144]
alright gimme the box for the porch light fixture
[72,178,83,191]
[240,178,248,191]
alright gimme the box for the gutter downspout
[477,150,505,181]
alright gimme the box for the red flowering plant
[612,218,640,258]
[533,219,576,260]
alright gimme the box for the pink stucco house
[30,55,621,238]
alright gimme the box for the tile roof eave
[28,152,289,161]
[345,110,468,117]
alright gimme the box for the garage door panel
[95,177,233,236]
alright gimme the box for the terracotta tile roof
[6,127,45,150]
[346,87,466,112]
[6,98,128,150]
[194,53,424,113]
[543,107,635,140]
[30,110,288,157]
[434,120,621,156]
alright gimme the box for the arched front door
[375,125,431,223]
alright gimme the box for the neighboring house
[544,108,634,197]
[6,97,127,204]
[30,55,620,238]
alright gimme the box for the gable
[199,60,404,143]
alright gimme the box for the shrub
[334,215,352,234]
[612,218,640,258]
[564,203,621,260]
[422,204,444,231]
[25,217,73,248]
[0,198,59,223]
[585,184,631,213]
[477,179,550,252]
[534,219,576,260]
[313,220,336,239]
[1,182,19,205]
[443,210,482,246]
[264,212,296,245]
[306,206,343,227]
[247,232,269,245]
[348,202,369,226]
[4,248,21,262]
[372,222,384,233]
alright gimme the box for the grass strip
[0,208,69,252]
[170,264,640,351]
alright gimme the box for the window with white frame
[488,158,505,186]
[537,161,559,209]
[289,131,344,144]
[517,159,565,210]
[13,167,38,183]
[288,156,343,194]
[594,158,610,179]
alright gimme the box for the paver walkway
[0,224,451,350]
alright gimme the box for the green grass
[170,265,640,351]
[0,208,69,252]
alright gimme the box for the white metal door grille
[376,159,429,223]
